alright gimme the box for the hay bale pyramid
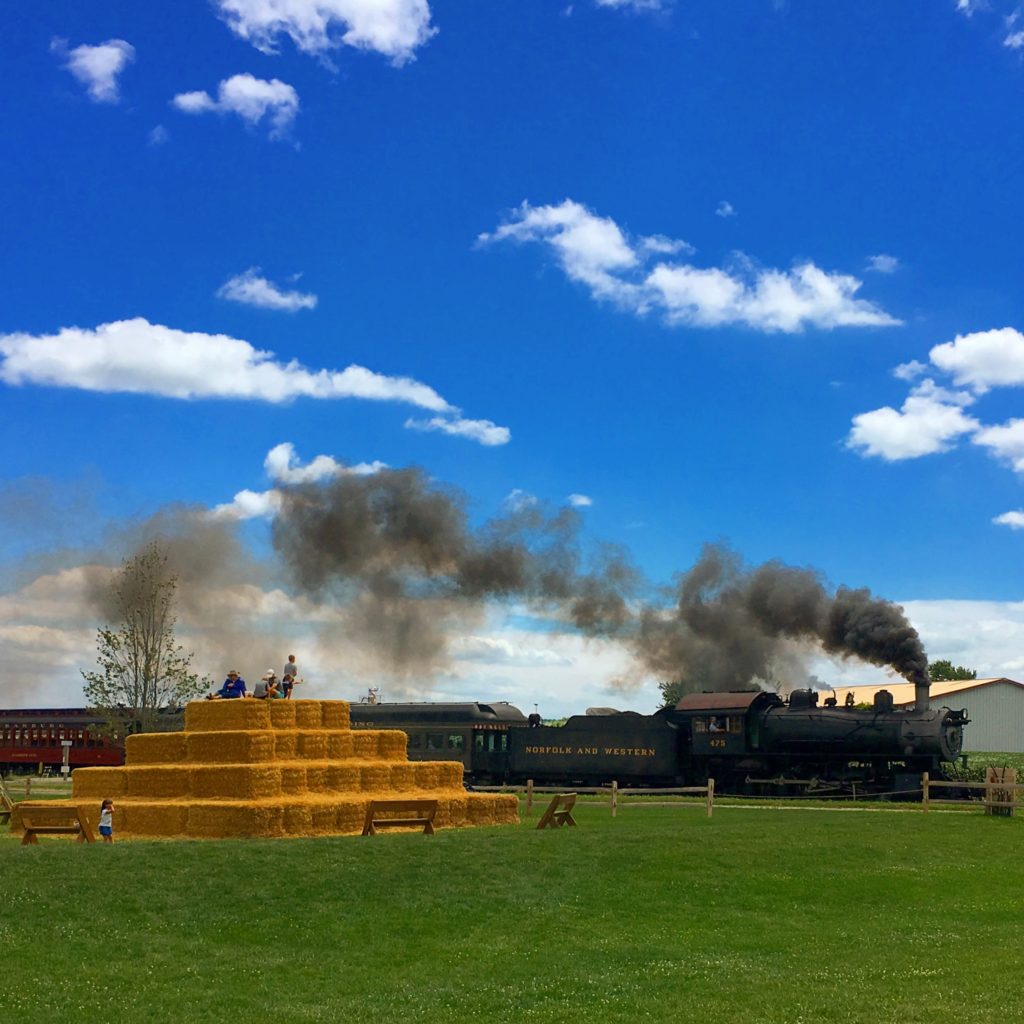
[64,699,519,839]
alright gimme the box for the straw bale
[335,800,363,834]
[493,794,520,823]
[124,766,192,798]
[298,732,328,759]
[436,795,468,827]
[436,762,464,789]
[320,702,351,730]
[466,796,496,825]
[273,732,298,759]
[310,803,336,833]
[283,804,313,835]
[358,764,391,792]
[388,763,418,790]
[187,730,274,764]
[72,766,127,798]
[126,732,186,765]
[269,702,296,729]
[377,730,408,761]
[280,766,308,794]
[326,764,360,791]
[187,802,262,838]
[190,764,281,800]
[121,802,189,837]
[305,764,329,792]
[411,762,462,791]
[185,700,270,732]
[350,732,377,758]
[326,732,354,759]
[251,804,286,838]
[293,701,321,729]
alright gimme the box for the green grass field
[1,804,1021,1023]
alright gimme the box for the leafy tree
[82,541,209,735]
[928,659,976,682]
[659,679,686,708]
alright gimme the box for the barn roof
[824,677,1024,707]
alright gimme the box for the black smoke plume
[632,544,929,693]
[269,469,928,695]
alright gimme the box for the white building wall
[931,682,1024,754]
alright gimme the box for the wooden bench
[536,793,577,829]
[0,782,13,827]
[17,805,96,845]
[361,799,438,836]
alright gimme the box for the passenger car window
[447,734,464,751]
[426,733,444,751]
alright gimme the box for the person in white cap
[253,670,276,700]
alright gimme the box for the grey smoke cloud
[6,466,928,702]
[269,468,637,687]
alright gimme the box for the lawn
[1,805,1021,1024]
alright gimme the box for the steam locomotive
[349,686,969,795]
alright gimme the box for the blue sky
[3,1,1024,713]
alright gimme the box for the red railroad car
[0,708,124,772]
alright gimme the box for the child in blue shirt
[99,798,114,842]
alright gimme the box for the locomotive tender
[350,685,969,795]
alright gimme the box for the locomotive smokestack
[915,678,931,713]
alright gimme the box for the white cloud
[893,359,927,381]
[172,74,299,139]
[503,489,539,512]
[212,443,387,520]
[213,0,436,64]
[955,0,983,16]
[211,488,284,521]
[847,379,980,460]
[567,493,593,507]
[405,415,511,446]
[1005,29,1024,48]
[715,200,736,218]
[866,253,900,274]
[594,0,665,10]
[480,199,641,307]
[929,327,1024,393]
[264,441,386,483]
[993,510,1024,529]
[973,419,1024,472]
[453,635,573,667]
[0,317,453,410]
[639,234,693,256]
[52,38,135,104]
[480,199,899,333]
[148,125,169,146]
[217,268,317,312]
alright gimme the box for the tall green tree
[82,541,209,734]
[928,659,976,682]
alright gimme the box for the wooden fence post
[25,777,31,798]
[706,778,715,818]
[526,779,534,818]
[611,780,618,818]
[921,772,929,813]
